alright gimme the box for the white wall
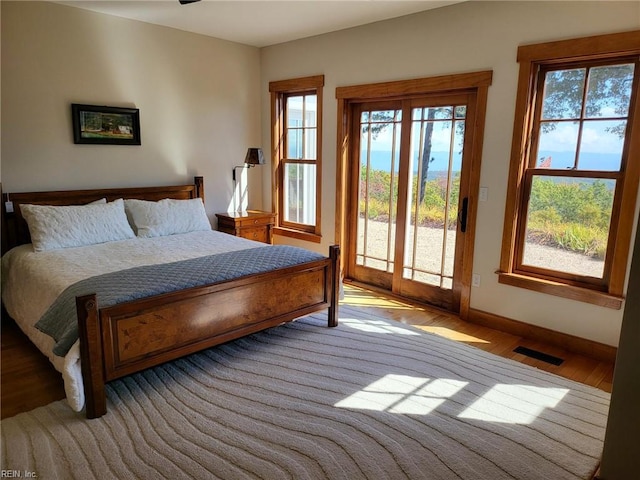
[260,1,640,346]
[1,1,262,217]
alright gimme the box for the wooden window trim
[270,75,324,239]
[273,226,322,244]
[499,30,640,309]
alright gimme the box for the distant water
[363,150,622,178]
[361,151,460,179]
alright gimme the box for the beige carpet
[1,304,610,479]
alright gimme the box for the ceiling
[56,1,462,48]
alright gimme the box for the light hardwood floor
[1,314,66,419]
[0,283,614,419]
[341,283,614,392]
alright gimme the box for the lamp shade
[244,148,265,166]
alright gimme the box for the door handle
[460,197,468,233]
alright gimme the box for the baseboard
[467,308,617,363]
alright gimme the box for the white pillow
[124,198,211,238]
[21,198,135,252]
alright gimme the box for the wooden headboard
[1,176,204,255]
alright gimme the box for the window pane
[536,121,579,169]
[284,163,316,225]
[305,94,317,127]
[585,63,634,118]
[287,128,302,159]
[577,119,625,171]
[286,95,317,161]
[521,175,614,279]
[541,68,586,120]
[454,106,466,119]
[305,129,317,160]
[287,96,303,127]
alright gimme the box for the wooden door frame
[335,71,492,319]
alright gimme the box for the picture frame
[71,104,141,145]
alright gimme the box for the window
[270,75,324,242]
[499,31,640,309]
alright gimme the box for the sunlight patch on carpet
[458,384,569,424]
[335,374,467,414]
[340,318,420,335]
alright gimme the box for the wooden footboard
[77,245,340,419]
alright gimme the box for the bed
[1,177,340,419]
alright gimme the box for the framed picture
[71,104,141,145]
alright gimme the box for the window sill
[497,272,623,310]
[273,226,322,244]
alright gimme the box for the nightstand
[215,210,276,244]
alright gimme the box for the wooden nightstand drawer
[215,211,276,244]
[234,216,273,228]
[239,227,268,243]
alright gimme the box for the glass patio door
[349,94,472,311]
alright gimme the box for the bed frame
[1,177,340,419]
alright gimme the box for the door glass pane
[454,106,466,118]
[521,175,614,278]
[443,120,464,280]
[356,109,401,273]
[426,106,453,120]
[405,106,463,289]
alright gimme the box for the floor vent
[513,346,564,366]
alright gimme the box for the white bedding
[1,230,264,412]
